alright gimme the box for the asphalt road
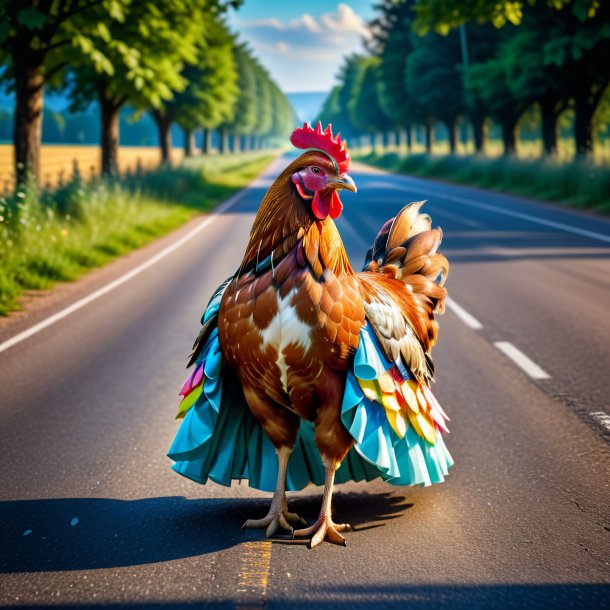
[1,155,609,609]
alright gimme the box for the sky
[228,1,376,93]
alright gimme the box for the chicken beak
[328,173,357,193]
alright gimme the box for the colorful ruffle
[168,324,453,492]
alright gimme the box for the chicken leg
[293,460,351,548]
[242,446,306,537]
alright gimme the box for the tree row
[0,0,296,186]
[319,0,610,158]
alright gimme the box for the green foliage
[67,0,213,113]
[221,45,258,136]
[405,29,464,129]
[0,152,273,315]
[348,57,393,134]
[412,0,602,34]
[372,0,416,129]
[322,0,610,158]
[153,15,238,133]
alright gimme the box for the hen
[168,123,453,548]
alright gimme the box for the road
[1,155,609,609]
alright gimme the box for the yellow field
[0,145,186,192]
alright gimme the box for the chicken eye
[311,166,321,175]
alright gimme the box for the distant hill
[286,91,328,124]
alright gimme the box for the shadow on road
[0,583,609,609]
[1,496,240,573]
[0,490,412,572]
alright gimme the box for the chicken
[168,122,453,548]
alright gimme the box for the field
[0,145,186,192]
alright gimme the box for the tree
[0,0,129,185]
[370,0,416,148]
[268,81,296,141]
[542,2,610,155]
[405,30,464,153]
[68,0,214,174]
[500,10,569,156]
[412,0,601,34]
[219,45,257,153]
[348,57,394,147]
[149,15,238,163]
[467,51,528,156]
[249,61,273,149]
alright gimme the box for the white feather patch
[260,289,312,393]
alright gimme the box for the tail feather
[364,201,449,314]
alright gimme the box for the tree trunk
[241,135,250,152]
[540,99,559,157]
[219,129,228,154]
[100,94,120,176]
[183,128,195,157]
[232,134,241,153]
[471,114,486,154]
[573,86,602,157]
[500,116,518,156]
[152,111,173,164]
[446,119,457,154]
[13,63,45,187]
[202,128,211,154]
[424,122,434,154]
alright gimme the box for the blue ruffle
[168,324,453,491]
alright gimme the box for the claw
[294,516,352,548]
[242,505,304,539]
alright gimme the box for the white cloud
[235,3,370,92]
[242,3,369,46]
[320,3,369,37]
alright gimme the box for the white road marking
[434,193,610,244]
[428,207,482,228]
[445,297,483,330]
[365,168,610,243]
[590,411,610,432]
[0,166,277,356]
[494,341,551,380]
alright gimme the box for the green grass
[355,152,610,214]
[0,152,274,316]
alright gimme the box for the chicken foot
[293,461,351,548]
[242,446,306,537]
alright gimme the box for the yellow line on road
[235,540,272,610]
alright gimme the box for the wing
[188,275,233,367]
[357,272,434,382]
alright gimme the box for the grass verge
[355,152,610,213]
[0,152,274,316]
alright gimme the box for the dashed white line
[445,297,483,330]
[494,341,551,380]
[0,163,280,356]
[590,411,610,432]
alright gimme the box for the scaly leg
[242,446,306,537]
[293,460,351,548]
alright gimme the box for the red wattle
[311,191,330,220]
[329,190,343,219]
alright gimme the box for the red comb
[290,122,350,172]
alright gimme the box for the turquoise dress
[168,289,453,492]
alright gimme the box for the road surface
[1,156,609,609]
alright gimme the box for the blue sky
[228,1,376,93]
